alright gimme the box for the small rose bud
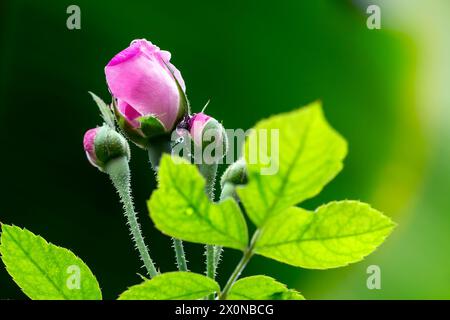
[189,113,212,147]
[220,159,248,202]
[220,159,248,187]
[189,113,228,154]
[83,128,100,168]
[105,39,187,147]
[83,125,130,171]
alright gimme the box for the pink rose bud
[188,113,212,147]
[83,125,130,171]
[105,39,187,147]
[83,128,100,168]
[188,113,228,156]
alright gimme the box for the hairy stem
[219,230,261,300]
[198,162,218,197]
[148,143,189,272]
[206,244,215,279]
[172,238,188,271]
[198,162,218,300]
[106,157,159,278]
[213,245,223,272]
[211,183,235,276]
[147,138,172,171]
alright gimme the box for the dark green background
[1,0,448,299]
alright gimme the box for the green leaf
[119,272,219,300]
[237,102,347,226]
[254,201,395,269]
[148,155,248,250]
[0,225,102,300]
[89,91,115,129]
[227,276,304,300]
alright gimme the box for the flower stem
[198,162,218,197]
[206,244,215,279]
[210,183,234,276]
[213,245,223,272]
[173,238,188,271]
[219,230,261,300]
[147,138,172,171]
[106,157,159,278]
[147,143,189,272]
[198,162,218,300]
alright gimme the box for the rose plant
[0,39,395,300]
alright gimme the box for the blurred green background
[0,0,449,299]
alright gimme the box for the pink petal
[105,39,187,131]
[189,113,212,146]
[83,128,99,166]
[117,99,141,128]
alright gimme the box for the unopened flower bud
[105,39,188,148]
[220,159,248,188]
[83,128,100,168]
[220,159,248,202]
[83,125,130,171]
[189,113,228,157]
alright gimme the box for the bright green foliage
[0,102,395,301]
[254,201,395,269]
[237,102,347,226]
[148,155,248,250]
[0,225,102,300]
[144,104,394,300]
[119,272,220,300]
[227,276,304,300]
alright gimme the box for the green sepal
[113,101,171,149]
[89,92,115,128]
[113,101,149,149]
[94,125,130,168]
[139,115,167,139]
[219,160,248,202]
[220,159,248,188]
